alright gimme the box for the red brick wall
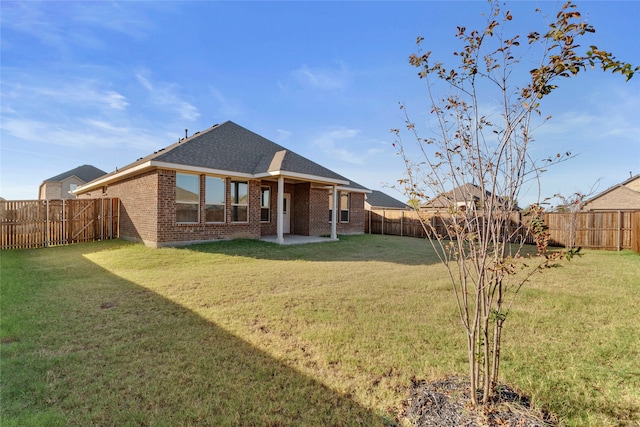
[91,170,159,244]
[340,192,365,234]
[309,187,331,236]
[154,172,262,246]
[292,183,310,235]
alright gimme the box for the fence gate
[1,198,119,250]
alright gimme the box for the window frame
[260,186,270,223]
[231,180,249,223]
[340,191,350,223]
[328,190,350,222]
[176,173,200,224]
[205,176,226,223]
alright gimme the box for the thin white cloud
[0,1,152,52]
[290,63,351,92]
[135,74,154,92]
[136,72,200,122]
[72,2,153,41]
[103,91,129,110]
[312,127,367,165]
[208,87,244,118]
[1,79,129,112]
[1,118,157,150]
[276,129,292,143]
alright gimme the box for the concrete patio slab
[260,235,339,245]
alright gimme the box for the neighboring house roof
[43,164,107,183]
[76,121,369,193]
[583,174,640,211]
[365,190,408,209]
[422,183,493,209]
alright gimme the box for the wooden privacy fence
[546,211,637,251]
[366,209,533,243]
[366,209,640,252]
[1,198,119,250]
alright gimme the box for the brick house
[582,174,640,211]
[419,183,512,213]
[39,164,106,200]
[74,121,370,247]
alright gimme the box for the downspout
[277,176,284,244]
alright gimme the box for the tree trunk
[468,333,478,407]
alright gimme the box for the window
[231,181,248,222]
[340,192,350,222]
[328,192,334,221]
[205,176,225,222]
[176,173,200,223]
[328,191,349,222]
[260,186,270,222]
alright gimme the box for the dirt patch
[1,336,19,344]
[400,376,557,426]
[100,301,117,309]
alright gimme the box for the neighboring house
[365,190,408,210]
[582,174,640,211]
[39,165,107,200]
[74,121,370,247]
[420,183,512,212]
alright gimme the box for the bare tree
[392,1,637,407]
[552,181,600,249]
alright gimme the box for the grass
[1,234,639,426]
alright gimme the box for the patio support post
[331,185,338,239]
[277,176,284,244]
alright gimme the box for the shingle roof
[43,165,107,183]
[365,190,408,209]
[421,183,513,209]
[96,121,368,191]
[584,174,640,205]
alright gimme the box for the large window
[260,186,270,222]
[205,176,225,223]
[231,181,248,222]
[176,173,199,223]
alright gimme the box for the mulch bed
[400,376,557,427]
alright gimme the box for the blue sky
[1,1,638,206]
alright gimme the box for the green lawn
[1,235,639,426]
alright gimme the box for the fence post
[62,199,66,245]
[400,211,403,237]
[618,210,622,251]
[45,199,49,248]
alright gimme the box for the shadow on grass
[1,243,388,426]
[183,234,442,266]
